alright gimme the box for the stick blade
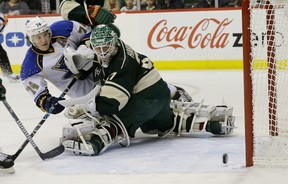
[0,158,15,174]
[41,145,65,160]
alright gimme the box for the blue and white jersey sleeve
[50,20,91,49]
[20,49,51,110]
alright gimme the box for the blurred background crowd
[0,0,242,16]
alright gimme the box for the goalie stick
[0,78,77,169]
[83,0,93,25]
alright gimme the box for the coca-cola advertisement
[115,10,243,67]
[2,10,244,69]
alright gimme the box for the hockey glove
[63,45,94,80]
[88,5,116,26]
[0,78,6,101]
[43,96,65,114]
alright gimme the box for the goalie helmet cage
[242,0,288,167]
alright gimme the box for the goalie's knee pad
[62,139,96,156]
[169,100,235,136]
[61,124,116,156]
[61,118,96,141]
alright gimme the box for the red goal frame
[242,0,278,167]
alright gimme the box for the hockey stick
[58,85,101,107]
[0,78,77,162]
[83,0,93,25]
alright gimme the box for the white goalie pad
[61,115,131,156]
[60,118,98,156]
[170,100,235,136]
[61,118,97,141]
[62,139,95,156]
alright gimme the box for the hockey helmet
[25,16,51,47]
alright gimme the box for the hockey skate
[5,73,20,83]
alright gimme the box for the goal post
[242,0,253,167]
[242,0,288,167]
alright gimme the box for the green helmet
[90,24,119,67]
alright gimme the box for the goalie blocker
[60,100,235,156]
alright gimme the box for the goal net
[242,0,288,167]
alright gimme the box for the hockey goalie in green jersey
[58,24,236,156]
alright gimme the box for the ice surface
[0,70,287,184]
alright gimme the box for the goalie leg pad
[170,100,235,136]
[61,119,96,141]
[61,116,125,156]
[62,139,96,156]
[62,125,116,156]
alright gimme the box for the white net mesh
[249,0,288,165]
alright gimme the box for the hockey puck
[222,153,228,164]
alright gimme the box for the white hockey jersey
[20,20,95,111]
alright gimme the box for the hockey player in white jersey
[20,17,95,114]
[57,24,236,156]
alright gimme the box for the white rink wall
[1,9,244,69]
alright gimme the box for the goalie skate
[5,73,20,83]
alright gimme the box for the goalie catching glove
[63,45,94,78]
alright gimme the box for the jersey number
[26,81,39,95]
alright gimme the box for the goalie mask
[25,16,52,51]
[90,24,119,68]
